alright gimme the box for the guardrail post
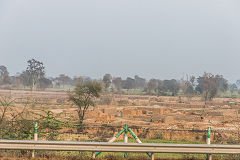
[151,153,154,160]
[32,121,38,158]
[124,124,128,158]
[128,128,152,158]
[92,152,96,160]
[95,129,125,157]
[207,127,212,160]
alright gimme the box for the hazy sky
[0,0,240,82]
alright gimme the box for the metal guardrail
[0,140,240,154]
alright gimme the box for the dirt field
[1,89,240,159]
[1,89,240,143]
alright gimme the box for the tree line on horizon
[0,59,240,138]
[0,59,240,100]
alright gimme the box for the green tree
[236,80,240,88]
[122,77,135,89]
[181,75,195,96]
[13,71,31,88]
[196,73,225,104]
[73,76,83,86]
[134,75,146,88]
[163,79,180,96]
[146,79,158,94]
[56,74,72,87]
[69,81,102,131]
[36,111,67,140]
[39,77,53,90]
[26,59,45,90]
[157,80,167,96]
[229,83,238,96]
[0,65,10,85]
[103,74,112,89]
[112,77,122,91]
[216,75,228,92]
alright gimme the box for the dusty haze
[0,0,240,82]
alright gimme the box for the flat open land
[1,89,240,160]
[1,89,240,144]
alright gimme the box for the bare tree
[0,96,15,126]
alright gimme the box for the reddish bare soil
[1,89,240,143]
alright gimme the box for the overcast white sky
[0,0,240,82]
